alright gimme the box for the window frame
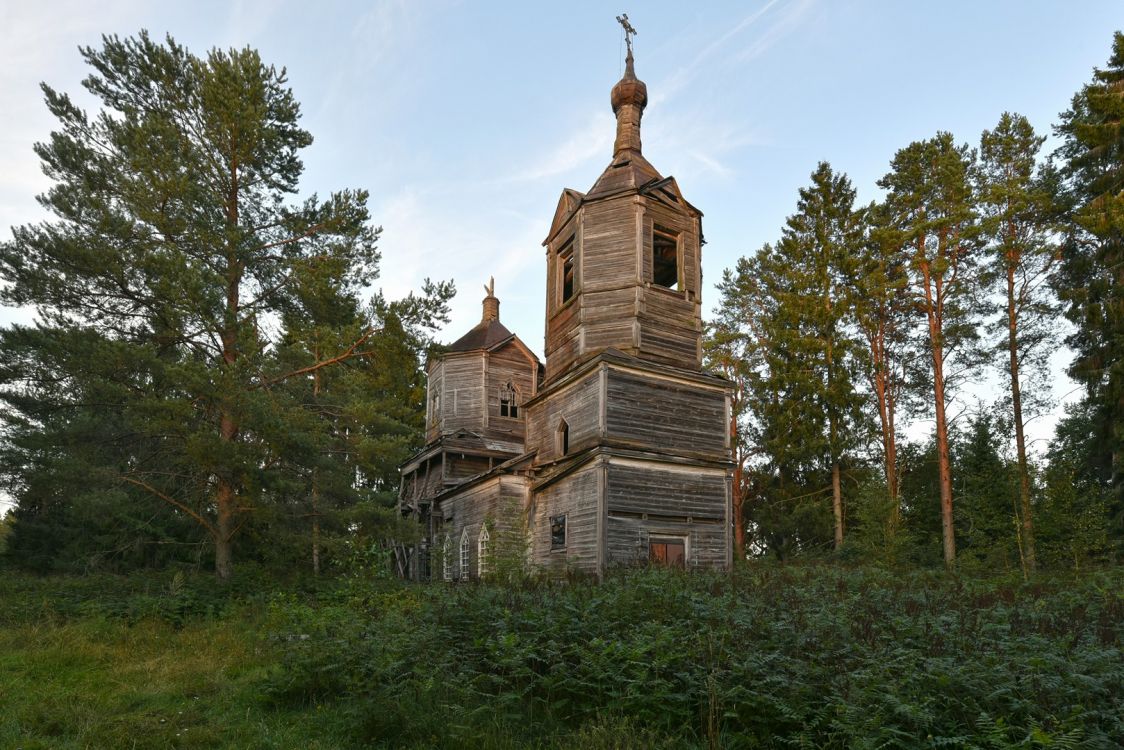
[558,237,576,305]
[499,381,519,419]
[550,514,567,551]
[648,535,688,568]
[459,528,470,580]
[477,524,490,577]
[651,224,680,291]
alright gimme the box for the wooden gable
[544,188,585,246]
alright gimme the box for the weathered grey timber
[397,33,733,580]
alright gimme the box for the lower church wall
[529,461,602,575]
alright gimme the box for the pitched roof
[446,318,514,353]
[585,150,662,200]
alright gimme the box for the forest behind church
[1,26,1124,750]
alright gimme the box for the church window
[556,418,570,456]
[499,382,519,418]
[460,528,471,579]
[430,390,440,425]
[550,515,567,550]
[442,534,452,581]
[649,537,686,568]
[560,239,575,303]
[652,225,679,290]
[478,524,490,577]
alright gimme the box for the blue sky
[0,1,1121,512]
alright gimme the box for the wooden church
[397,34,733,580]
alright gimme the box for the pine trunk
[831,462,843,549]
[921,253,956,568]
[1007,248,1035,574]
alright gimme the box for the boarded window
[499,382,519,418]
[560,239,575,303]
[652,225,679,290]
[649,538,686,568]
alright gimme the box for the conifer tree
[770,163,867,549]
[1055,32,1124,525]
[0,33,450,579]
[978,112,1059,574]
[851,201,913,529]
[878,133,982,568]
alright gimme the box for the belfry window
[652,225,679,290]
[560,239,575,303]
[499,382,519,418]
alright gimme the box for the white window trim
[477,524,491,577]
[459,528,470,580]
[442,534,452,582]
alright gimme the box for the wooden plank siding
[604,367,728,459]
[483,341,537,444]
[440,475,530,581]
[525,368,602,463]
[529,461,602,575]
[440,353,486,434]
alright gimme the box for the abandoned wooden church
[397,39,734,580]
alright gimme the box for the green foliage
[266,566,1124,748]
[0,33,450,579]
[1054,31,1124,516]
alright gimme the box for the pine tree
[878,133,982,568]
[851,201,914,531]
[1054,32,1124,526]
[0,33,449,580]
[771,163,868,549]
[978,112,1059,574]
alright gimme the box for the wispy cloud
[653,0,813,107]
[492,111,615,186]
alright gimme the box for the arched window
[459,528,470,579]
[477,524,491,577]
[442,534,452,582]
[556,418,570,456]
[499,382,519,418]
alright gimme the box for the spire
[611,14,647,156]
[482,276,499,322]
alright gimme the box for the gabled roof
[545,188,585,245]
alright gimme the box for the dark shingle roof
[446,319,514,353]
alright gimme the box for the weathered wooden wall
[604,368,727,459]
[483,342,537,442]
[525,368,601,463]
[440,475,530,581]
[529,460,602,575]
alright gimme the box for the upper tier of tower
[541,48,705,384]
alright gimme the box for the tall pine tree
[879,133,982,568]
[978,112,1059,574]
[0,33,450,579]
[1055,32,1124,529]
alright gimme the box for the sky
[0,0,1121,514]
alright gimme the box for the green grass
[2,565,1123,748]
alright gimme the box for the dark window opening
[499,382,519,418]
[652,226,679,290]
[649,538,686,568]
[550,515,567,549]
[557,418,569,456]
[560,238,575,303]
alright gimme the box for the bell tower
[542,31,704,383]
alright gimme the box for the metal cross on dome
[616,13,637,55]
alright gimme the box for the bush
[266,565,1124,748]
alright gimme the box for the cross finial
[616,13,637,56]
[484,276,495,297]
